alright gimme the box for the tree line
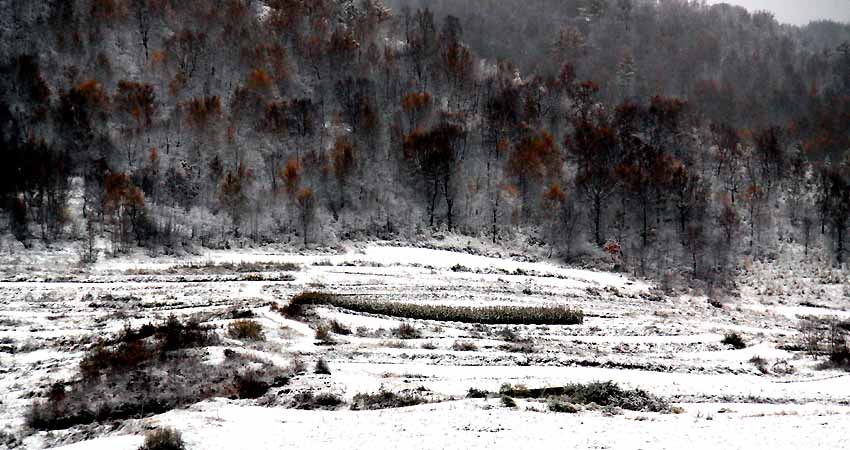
[1,0,849,287]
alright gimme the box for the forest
[1,0,850,288]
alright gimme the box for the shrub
[28,351,288,431]
[314,393,344,408]
[548,397,578,413]
[466,388,489,398]
[26,318,283,431]
[233,370,272,399]
[356,326,372,337]
[393,322,421,339]
[284,291,336,317]
[749,355,768,373]
[798,316,825,356]
[80,340,154,378]
[350,390,426,410]
[722,332,746,349]
[799,316,850,369]
[291,391,344,410]
[289,355,307,374]
[139,427,185,450]
[451,340,478,351]
[500,395,517,407]
[156,315,218,353]
[565,381,625,406]
[499,383,531,398]
[81,316,217,379]
[496,381,669,413]
[287,292,583,325]
[160,261,300,275]
[315,358,331,375]
[771,359,796,375]
[498,342,535,353]
[497,327,519,342]
[0,430,18,449]
[421,341,438,350]
[329,320,352,335]
[563,381,668,412]
[227,308,255,319]
[315,323,334,344]
[825,347,850,371]
[451,264,471,272]
[708,298,723,308]
[381,340,409,349]
[227,319,265,341]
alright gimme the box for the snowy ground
[1,242,849,449]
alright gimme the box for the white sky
[705,0,850,26]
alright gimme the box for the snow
[49,436,143,450]
[2,242,849,449]
[49,400,850,450]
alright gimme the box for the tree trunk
[443,176,454,231]
[429,176,439,227]
[593,191,603,247]
[492,192,499,244]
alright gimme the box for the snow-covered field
[1,243,848,449]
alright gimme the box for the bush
[329,320,352,335]
[315,358,331,375]
[799,316,850,369]
[708,298,723,308]
[287,292,583,325]
[749,355,768,373]
[722,332,746,349]
[500,395,517,407]
[393,322,421,339]
[139,427,185,450]
[284,292,336,317]
[826,347,850,370]
[227,308,255,319]
[350,390,426,410]
[381,339,409,348]
[497,327,519,342]
[499,383,531,398]
[451,264,471,272]
[548,397,578,413]
[291,391,344,410]
[26,318,282,431]
[563,381,668,412]
[0,430,19,449]
[451,340,478,351]
[496,381,669,413]
[289,355,307,374]
[80,340,154,379]
[156,315,218,353]
[466,388,489,398]
[28,351,288,431]
[233,369,272,399]
[81,316,217,378]
[227,319,265,341]
[167,261,299,274]
[498,342,535,353]
[355,326,372,337]
[421,341,438,350]
[315,323,334,344]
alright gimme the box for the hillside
[0,0,848,285]
[1,245,849,449]
[2,1,850,449]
